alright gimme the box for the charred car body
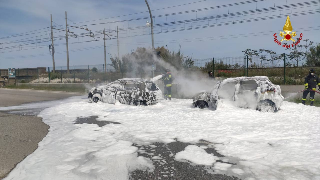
[88,78,162,105]
[193,76,284,112]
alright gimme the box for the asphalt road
[0,88,84,179]
[0,88,84,107]
[0,86,303,179]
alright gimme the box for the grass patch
[6,84,86,93]
[286,94,320,107]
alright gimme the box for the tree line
[109,46,198,77]
[107,41,320,77]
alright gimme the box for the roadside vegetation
[286,93,320,107]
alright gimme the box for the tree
[91,67,98,73]
[306,43,320,66]
[108,47,190,78]
[202,59,232,73]
[242,49,260,63]
[182,57,194,69]
[259,49,282,67]
[110,57,128,78]
[285,38,313,67]
[233,63,242,69]
[156,46,184,70]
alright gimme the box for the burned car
[193,76,284,112]
[88,78,162,106]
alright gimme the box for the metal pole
[244,57,246,76]
[116,26,120,71]
[117,26,119,60]
[60,68,62,83]
[65,11,70,73]
[283,53,286,84]
[38,68,39,83]
[103,28,107,73]
[246,55,249,77]
[212,57,215,78]
[48,67,50,83]
[145,0,154,50]
[50,14,55,73]
[88,65,90,83]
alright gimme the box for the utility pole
[103,28,107,73]
[212,57,215,78]
[117,26,119,60]
[283,53,286,84]
[117,26,120,71]
[145,0,154,50]
[50,14,55,73]
[65,11,70,73]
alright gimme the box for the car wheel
[93,97,99,103]
[197,100,208,109]
[133,100,139,106]
[257,99,277,112]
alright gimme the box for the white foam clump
[3,96,320,180]
[214,162,232,171]
[150,75,164,82]
[231,168,245,175]
[175,145,218,165]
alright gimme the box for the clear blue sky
[0,0,319,69]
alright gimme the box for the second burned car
[193,76,284,112]
[88,78,162,106]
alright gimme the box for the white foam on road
[175,145,219,165]
[3,98,320,180]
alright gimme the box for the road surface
[0,88,83,179]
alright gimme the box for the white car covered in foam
[88,78,162,106]
[193,76,284,112]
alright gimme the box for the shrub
[91,67,98,73]
[50,72,61,80]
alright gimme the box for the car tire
[257,99,278,112]
[133,100,139,106]
[196,100,208,109]
[93,97,99,103]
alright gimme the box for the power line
[2,24,319,56]
[0,0,209,40]
[99,9,320,41]
[0,27,50,40]
[66,0,317,30]
[1,7,319,53]
[1,0,315,42]
[101,5,318,35]
[2,8,319,53]
[44,0,315,42]
[1,0,312,45]
[0,29,59,45]
[67,0,232,26]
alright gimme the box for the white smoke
[113,48,219,99]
